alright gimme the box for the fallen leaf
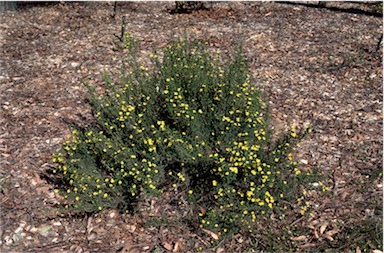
[173,240,183,252]
[323,233,334,241]
[87,232,97,241]
[356,246,361,253]
[202,228,219,240]
[291,235,307,241]
[319,224,327,234]
[108,209,118,219]
[307,224,315,230]
[325,229,339,236]
[163,241,173,251]
[340,191,349,201]
[38,225,52,236]
[69,245,83,253]
[87,216,93,233]
[199,206,206,216]
[310,220,320,226]
[314,229,319,239]
[298,243,320,248]
[216,247,225,253]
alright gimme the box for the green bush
[52,38,313,236]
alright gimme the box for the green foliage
[172,1,208,14]
[52,38,314,237]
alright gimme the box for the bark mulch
[0,2,382,252]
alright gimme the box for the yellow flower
[230,167,238,174]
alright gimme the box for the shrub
[52,38,313,236]
[171,1,209,14]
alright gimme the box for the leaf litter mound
[0,2,382,252]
